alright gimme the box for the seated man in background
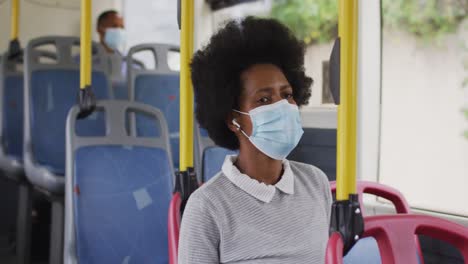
[96,10,131,99]
[97,10,126,54]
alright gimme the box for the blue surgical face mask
[104,28,126,53]
[232,99,304,160]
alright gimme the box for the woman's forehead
[241,64,290,94]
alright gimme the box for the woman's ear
[226,112,239,133]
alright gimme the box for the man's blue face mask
[104,28,126,54]
[232,99,304,160]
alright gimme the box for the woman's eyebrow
[251,83,291,96]
[252,87,274,95]
[280,84,292,90]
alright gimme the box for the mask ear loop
[232,109,249,115]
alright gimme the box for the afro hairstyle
[191,16,313,150]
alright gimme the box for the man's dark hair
[97,10,118,27]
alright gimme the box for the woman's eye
[258,97,269,103]
[284,93,293,99]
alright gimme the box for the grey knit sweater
[178,156,332,264]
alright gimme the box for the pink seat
[330,181,423,263]
[326,214,468,264]
[168,192,182,264]
[330,181,410,214]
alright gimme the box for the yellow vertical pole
[179,0,194,172]
[336,0,358,201]
[80,0,92,89]
[10,0,19,40]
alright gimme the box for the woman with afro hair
[178,17,332,264]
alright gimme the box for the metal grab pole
[10,0,19,40]
[179,0,195,172]
[7,0,22,59]
[336,0,358,201]
[176,0,198,213]
[78,0,96,118]
[80,0,92,90]
[328,0,363,254]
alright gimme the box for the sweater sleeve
[178,191,220,264]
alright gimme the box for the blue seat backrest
[3,75,24,159]
[74,145,172,263]
[203,146,237,182]
[288,128,337,181]
[344,238,382,264]
[199,127,209,137]
[134,74,180,168]
[30,70,109,175]
[108,55,130,100]
[112,81,128,100]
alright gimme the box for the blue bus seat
[288,127,337,181]
[24,36,112,194]
[4,74,23,159]
[195,126,237,182]
[112,81,128,99]
[202,146,237,182]
[106,53,146,100]
[0,55,24,179]
[128,43,180,169]
[107,52,128,100]
[343,237,382,264]
[64,101,174,264]
[0,53,33,264]
[1,49,67,264]
[196,125,336,182]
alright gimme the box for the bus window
[124,0,180,69]
[269,0,338,108]
[196,0,339,109]
[124,0,180,48]
[379,0,468,216]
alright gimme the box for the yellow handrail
[10,0,19,40]
[80,0,92,89]
[179,0,195,172]
[336,0,358,201]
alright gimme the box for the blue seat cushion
[203,146,237,182]
[3,75,24,159]
[74,146,173,264]
[344,237,382,264]
[30,69,109,175]
[134,74,180,168]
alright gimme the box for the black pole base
[7,39,23,61]
[175,167,198,215]
[329,194,364,255]
[77,86,96,119]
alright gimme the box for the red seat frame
[326,214,468,264]
[168,192,182,264]
[329,180,410,214]
[330,181,424,262]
